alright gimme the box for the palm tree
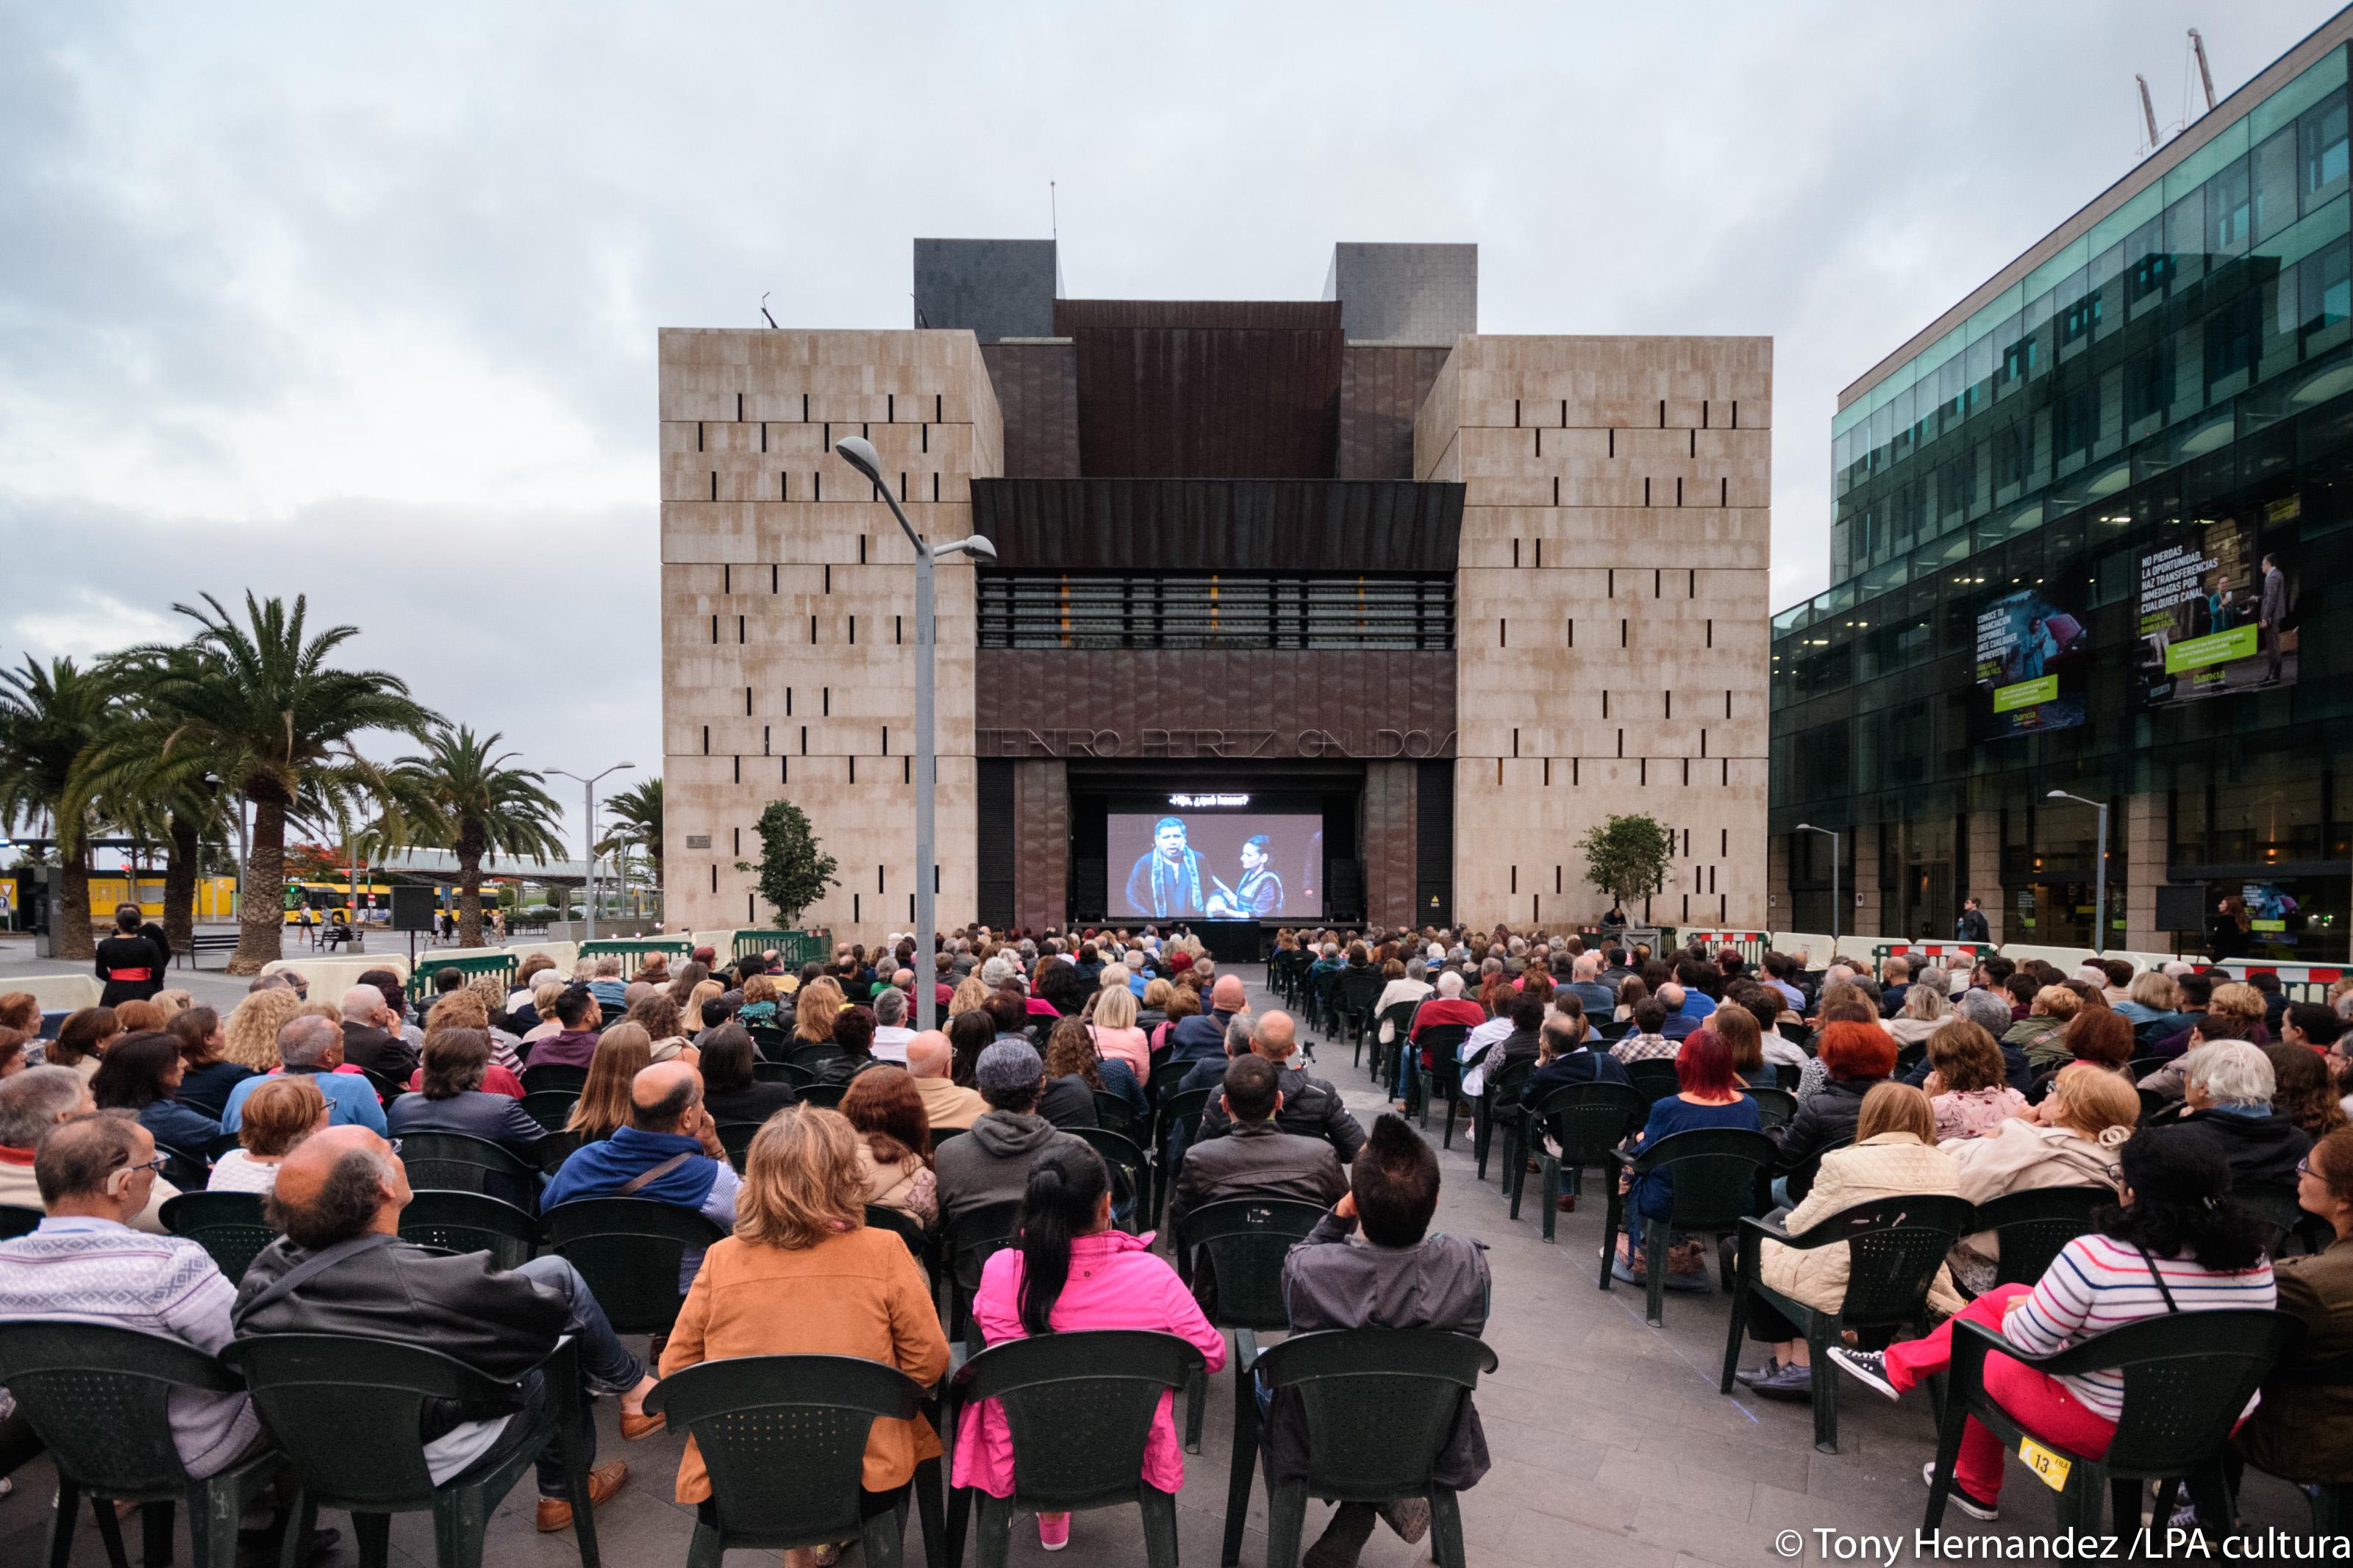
[388,726,565,947]
[603,776,663,895]
[69,646,238,962]
[0,657,115,959]
[139,593,439,974]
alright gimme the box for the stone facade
[1415,334,1774,931]
[658,328,998,940]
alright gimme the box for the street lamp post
[551,763,635,943]
[832,436,996,1032]
[1794,823,1843,954]
[2046,790,2111,955]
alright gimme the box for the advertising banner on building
[2135,504,2301,706]
[1975,587,2088,739]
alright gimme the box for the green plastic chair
[158,1190,276,1284]
[1622,1058,1682,1106]
[1144,1057,1190,1108]
[644,1353,944,1568]
[1720,1194,1976,1453]
[399,1189,539,1271]
[1600,1128,1777,1325]
[1744,1085,1798,1132]
[1924,1309,2296,1536]
[1252,1329,1498,1568]
[226,1331,602,1568]
[1151,1087,1214,1220]
[1410,1023,1471,1139]
[1091,1090,1137,1134]
[204,1131,245,1161]
[154,1141,212,1192]
[1506,1081,1648,1243]
[1176,1198,1330,1564]
[396,1131,543,1203]
[540,1198,728,1336]
[863,1203,932,1271]
[534,1128,588,1175]
[1971,1186,2111,1289]
[949,1329,1207,1568]
[1071,1126,1151,1234]
[0,1203,40,1239]
[753,1059,815,1087]
[1369,1000,1418,1083]
[519,1064,590,1097]
[521,1090,581,1131]
[1471,1058,1534,1181]
[797,1082,848,1111]
[942,1200,1024,1345]
[788,1043,851,1074]
[0,1321,287,1568]
[746,1024,793,1060]
[715,1120,765,1173]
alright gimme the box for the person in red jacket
[1398,970,1487,1110]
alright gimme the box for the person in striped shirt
[1827,1127,2275,1522]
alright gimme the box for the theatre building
[1769,11,2353,961]
[660,241,1771,945]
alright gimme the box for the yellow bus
[86,876,238,922]
[282,880,397,926]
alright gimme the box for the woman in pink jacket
[951,1141,1225,1552]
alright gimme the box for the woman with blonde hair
[1924,1020,2028,1141]
[222,988,305,1072]
[659,1106,949,1568]
[736,972,784,1031]
[1137,976,1175,1033]
[685,978,725,1032]
[566,1023,653,1141]
[1886,976,1953,1047]
[1940,1062,2135,1294]
[949,974,991,1020]
[794,977,846,1046]
[153,989,194,1018]
[665,961,712,1012]
[521,979,568,1045]
[1086,984,1150,1079]
[1732,1082,1966,1398]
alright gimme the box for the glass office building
[1770,12,2353,960]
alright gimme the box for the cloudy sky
[2,1,2339,856]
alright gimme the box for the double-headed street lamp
[2046,789,2111,954]
[551,762,634,942]
[1793,823,1842,951]
[832,436,995,1031]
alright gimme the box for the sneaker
[1745,1361,1813,1402]
[1732,1358,1785,1389]
[1921,1461,1999,1522]
[1828,1347,1900,1403]
[1038,1512,1071,1552]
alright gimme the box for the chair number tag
[2017,1437,2071,1491]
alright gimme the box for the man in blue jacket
[543,1062,737,1290]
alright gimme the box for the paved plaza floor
[0,965,2322,1567]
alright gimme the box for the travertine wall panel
[1420,335,1772,931]
[659,329,997,942]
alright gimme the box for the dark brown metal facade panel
[974,649,1456,762]
[1340,346,1454,480]
[1054,299,1344,478]
[978,342,1079,479]
[969,479,1463,573]
[1012,759,1068,934]
[1362,760,1420,929]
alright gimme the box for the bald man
[906,1029,986,1130]
[235,1125,653,1531]
[0,1111,262,1475]
[1197,1009,1366,1162]
[338,982,417,1081]
[541,1062,738,1286]
[1168,973,1249,1064]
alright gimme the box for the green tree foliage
[1577,813,1679,916]
[735,799,838,927]
[601,777,663,891]
[0,657,113,959]
[386,726,565,948]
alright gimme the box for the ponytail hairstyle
[1014,1141,1112,1339]
[2097,1126,2268,1274]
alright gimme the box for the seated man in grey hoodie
[1268,1114,1490,1568]
[932,1039,1092,1260]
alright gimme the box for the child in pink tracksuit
[951,1142,1226,1551]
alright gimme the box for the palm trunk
[164,815,200,961]
[54,842,95,959]
[232,797,288,975]
[459,853,484,948]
